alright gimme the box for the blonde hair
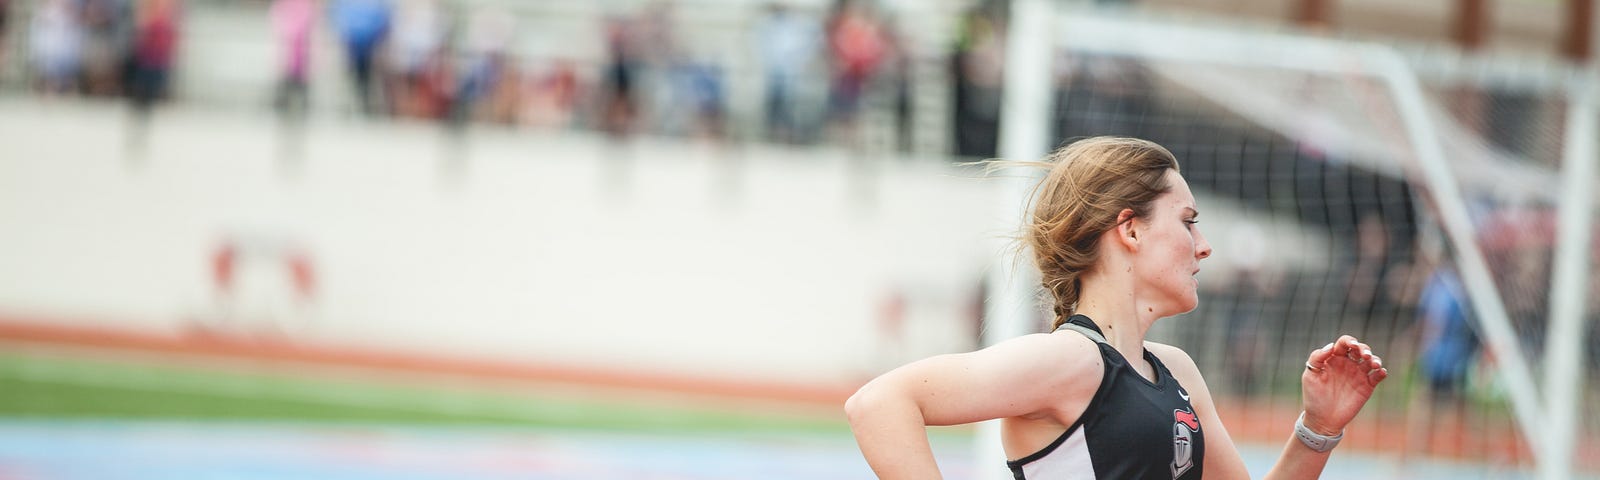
[1024,137,1179,330]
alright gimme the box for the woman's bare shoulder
[854,331,1108,426]
[993,331,1106,365]
[985,332,1107,393]
[982,331,1107,420]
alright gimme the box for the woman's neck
[1073,274,1158,364]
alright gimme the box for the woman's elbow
[844,382,875,426]
[845,379,897,427]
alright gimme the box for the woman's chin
[1176,295,1200,315]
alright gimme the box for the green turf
[0,352,851,434]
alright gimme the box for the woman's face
[1133,170,1213,316]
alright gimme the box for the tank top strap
[1053,314,1108,345]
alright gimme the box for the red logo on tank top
[1174,408,1200,431]
[1172,408,1199,478]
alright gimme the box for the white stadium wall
[0,99,999,389]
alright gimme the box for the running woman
[846,136,1389,479]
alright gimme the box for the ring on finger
[1306,361,1325,373]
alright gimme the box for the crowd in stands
[0,0,1003,153]
[15,0,178,110]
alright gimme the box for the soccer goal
[981,2,1598,478]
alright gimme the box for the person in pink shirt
[272,0,316,115]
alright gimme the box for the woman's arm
[1150,335,1387,480]
[1263,335,1388,479]
[845,332,1103,480]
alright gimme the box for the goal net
[983,6,1598,478]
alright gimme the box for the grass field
[0,345,860,435]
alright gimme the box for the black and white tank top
[1006,314,1205,480]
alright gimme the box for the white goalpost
[982,3,1596,479]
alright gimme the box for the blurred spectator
[599,15,638,137]
[476,57,522,125]
[450,6,514,125]
[271,0,316,116]
[518,59,578,129]
[680,61,725,140]
[1404,245,1480,457]
[331,0,391,115]
[388,0,450,119]
[881,17,912,152]
[634,1,681,134]
[79,0,134,96]
[823,0,885,137]
[128,0,179,110]
[757,2,819,144]
[950,1,1003,157]
[28,0,82,94]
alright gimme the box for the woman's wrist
[1294,412,1344,453]
[1298,412,1342,437]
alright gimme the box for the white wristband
[1294,412,1343,453]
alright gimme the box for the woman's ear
[1114,208,1140,251]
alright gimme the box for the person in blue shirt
[331,0,391,115]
